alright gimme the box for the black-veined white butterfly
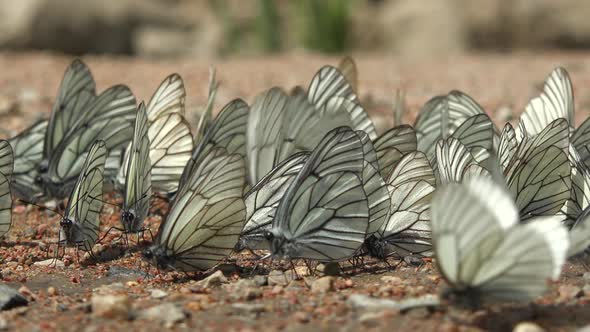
[432,176,569,304]
[117,74,193,193]
[372,125,417,178]
[120,104,151,234]
[365,151,436,259]
[337,56,358,94]
[238,151,309,252]
[179,99,248,188]
[57,140,107,253]
[0,140,13,238]
[194,67,218,142]
[142,147,246,271]
[266,127,370,262]
[7,120,47,201]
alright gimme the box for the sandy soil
[0,51,589,331]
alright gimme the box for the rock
[139,303,186,326]
[359,311,390,327]
[232,280,262,301]
[347,294,440,313]
[231,303,266,315]
[0,285,28,310]
[513,322,546,332]
[253,275,267,287]
[93,283,126,295]
[583,284,590,296]
[91,294,130,320]
[0,316,7,330]
[47,287,57,296]
[268,270,297,286]
[149,289,168,299]
[380,276,403,284]
[33,258,64,267]
[311,276,335,293]
[195,270,227,288]
[403,256,423,266]
[292,311,310,323]
[18,286,34,301]
[316,262,341,276]
[558,284,583,301]
[583,272,590,282]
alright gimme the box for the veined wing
[60,141,106,252]
[517,67,574,140]
[0,141,13,237]
[373,125,417,178]
[337,56,358,94]
[44,59,95,158]
[145,73,185,121]
[239,152,309,251]
[151,147,246,271]
[247,87,289,184]
[122,104,152,233]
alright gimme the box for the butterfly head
[121,210,137,233]
[365,235,387,259]
[266,230,299,259]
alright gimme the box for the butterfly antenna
[18,199,64,218]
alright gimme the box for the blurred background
[1,0,589,58]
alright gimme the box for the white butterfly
[0,140,13,238]
[432,176,569,304]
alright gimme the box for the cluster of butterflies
[0,57,590,305]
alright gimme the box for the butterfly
[120,104,152,234]
[365,151,436,259]
[7,120,47,201]
[117,74,193,194]
[194,67,219,142]
[57,140,107,253]
[266,126,370,262]
[0,140,13,238]
[179,99,249,188]
[36,59,136,199]
[142,146,247,271]
[432,176,569,305]
[238,151,309,252]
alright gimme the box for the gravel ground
[0,51,589,331]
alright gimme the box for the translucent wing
[277,92,353,161]
[0,141,13,237]
[517,67,574,140]
[150,147,246,271]
[415,91,485,158]
[121,104,151,233]
[373,125,417,178]
[247,87,288,184]
[435,138,489,185]
[44,59,95,158]
[326,96,377,140]
[561,146,590,227]
[432,177,519,286]
[507,145,570,221]
[271,127,369,262]
[195,68,218,143]
[147,113,193,193]
[8,120,47,200]
[59,141,106,252]
[571,117,590,168]
[388,151,436,187]
[370,151,437,258]
[307,65,356,109]
[498,123,518,171]
[179,99,248,187]
[145,73,185,121]
[45,87,136,198]
[337,56,358,94]
[239,152,309,251]
[356,131,390,235]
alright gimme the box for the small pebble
[311,276,335,293]
[558,284,583,301]
[380,276,402,284]
[139,303,186,326]
[513,322,546,332]
[231,303,266,315]
[194,270,227,288]
[91,294,131,320]
[253,275,267,286]
[33,259,65,267]
[149,289,168,299]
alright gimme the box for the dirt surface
[0,51,589,331]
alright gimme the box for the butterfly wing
[145,73,185,121]
[0,141,13,237]
[8,120,47,200]
[155,147,246,271]
[247,87,289,184]
[44,59,95,159]
[122,104,152,233]
[373,125,417,178]
[60,141,106,251]
[516,67,574,140]
[240,152,309,251]
[337,56,358,94]
[271,127,369,262]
